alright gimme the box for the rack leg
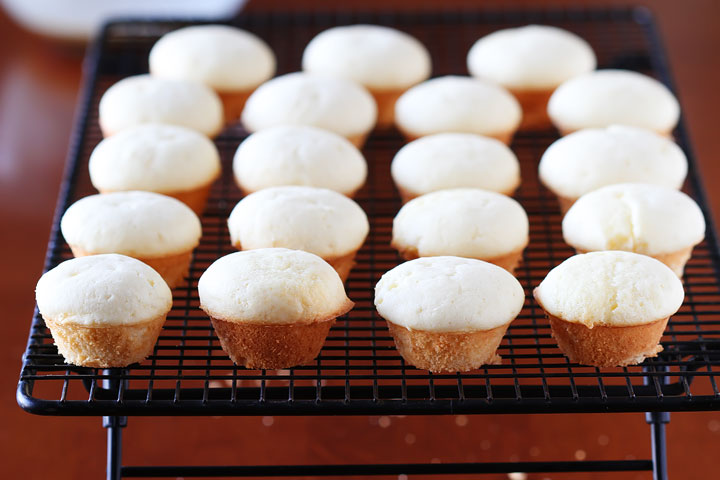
[103,416,127,480]
[645,411,670,480]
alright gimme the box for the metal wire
[17,8,720,416]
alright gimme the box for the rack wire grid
[17,7,720,417]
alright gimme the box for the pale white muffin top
[99,74,223,137]
[534,251,684,327]
[36,254,172,326]
[467,25,596,90]
[375,256,524,332]
[563,183,705,256]
[538,125,687,199]
[61,191,202,257]
[89,123,221,193]
[392,188,529,259]
[394,76,522,138]
[233,125,367,195]
[198,248,352,325]
[547,69,680,134]
[241,72,377,137]
[227,186,369,259]
[149,25,276,91]
[391,133,520,197]
[302,24,431,90]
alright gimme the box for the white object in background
[2,0,246,41]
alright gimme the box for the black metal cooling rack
[16,6,720,480]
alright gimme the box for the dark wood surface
[2,0,719,478]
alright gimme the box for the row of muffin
[83,118,705,281]
[35,247,685,372]
[98,23,679,145]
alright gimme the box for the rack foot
[646,411,670,480]
[104,416,127,480]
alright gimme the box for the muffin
[467,25,596,130]
[241,72,377,148]
[227,186,369,281]
[60,191,202,288]
[374,256,524,372]
[88,123,221,214]
[562,183,705,276]
[302,24,431,129]
[391,133,520,203]
[394,75,522,144]
[538,125,688,214]
[149,24,276,123]
[98,74,223,138]
[35,254,172,368]
[198,248,354,369]
[534,251,684,367]
[547,69,680,136]
[391,188,529,274]
[233,125,367,197]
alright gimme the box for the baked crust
[369,88,405,130]
[210,317,335,369]
[44,315,166,368]
[99,183,214,216]
[509,87,554,131]
[206,294,352,369]
[397,126,514,146]
[385,321,508,372]
[395,184,518,205]
[231,242,360,283]
[574,247,694,278]
[239,185,361,199]
[555,125,674,139]
[165,182,215,215]
[345,133,369,149]
[324,251,359,282]
[391,243,525,275]
[217,89,252,125]
[70,245,193,289]
[556,194,577,216]
[546,313,668,367]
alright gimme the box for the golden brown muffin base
[554,125,674,139]
[44,315,166,368]
[509,87,554,131]
[346,133,369,149]
[396,126,515,146]
[238,185,361,199]
[546,314,668,367]
[574,246,694,277]
[218,89,252,125]
[231,241,360,283]
[100,123,223,140]
[166,183,215,215]
[210,318,336,369]
[392,243,525,275]
[395,184,519,205]
[98,183,214,216]
[385,321,508,373]
[325,251,359,282]
[556,194,577,216]
[70,246,193,289]
[369,88,405,130]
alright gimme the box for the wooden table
[2,1,719,478]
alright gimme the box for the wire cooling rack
[17,7,720,416]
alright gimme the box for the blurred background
[2,0,719,479]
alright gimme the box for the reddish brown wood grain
[2,1,719,479]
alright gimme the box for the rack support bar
[646,411,670,480]
[104,416,127,480]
